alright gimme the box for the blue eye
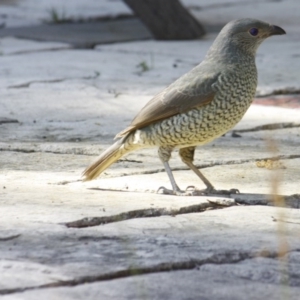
[249,28,259,36]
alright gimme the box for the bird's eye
[249,28,259,36]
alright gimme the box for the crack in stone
[256,88,300,97]
[4,47,72,56]
[8,78,67,89]
[1,144,299,181]
[7,72,100,89]
[0,148,36,153]
[64,201,227,228]
[126,154,300,177]
[0,234,21,241]
[188,0,277,11]
[53,179,82,185]
[0,249,285,295]
[0,117,19,125]
[0,119,298,154]
[233,193,300,209]
[234,122,300,133]
[64,193,299,229]
[43,13,134,25]
[0,147,93,155]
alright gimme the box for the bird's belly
[142,95,253,147]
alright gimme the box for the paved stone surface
[0,0,300,299]
[0,0,131,28]
[0,18,152,47]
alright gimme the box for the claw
[157,186,175,195]
[186,185,196,191]
[185,186,240,196]
[157,186,240,196]
[229,188,240,194]
[157,186,193,196]
[209,188,240,195]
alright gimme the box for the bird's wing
[116,70,219,138]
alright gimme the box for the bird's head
[210,18,286,58]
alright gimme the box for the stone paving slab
[1,37,299,146]
[188,0,300,32]
[1,0,300,299]
[0,18,152,47]
[1,0,298,30]
[1,205,300,298]
[3,266,300,300]
[95,37,300,96]
[0,37,70,55]
[0,0,131,28]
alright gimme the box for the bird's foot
[186,186,240,196]
[157,186,195,196]
[157,185,239,197]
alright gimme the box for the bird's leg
[179,147,239,195]
[157,146,185,195]
[159,161,183,194]
[179,147,214,191]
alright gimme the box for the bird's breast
[138,66,257,147]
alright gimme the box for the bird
[83,18,286,196]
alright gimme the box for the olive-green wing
[116,70,219,138]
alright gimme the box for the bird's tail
[82,135,137,181]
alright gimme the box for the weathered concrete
[1,206,300,299]
[0,0,300,299]
[0,0,131,28]
[0,19,152,47]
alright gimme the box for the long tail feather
[83,137,131,181]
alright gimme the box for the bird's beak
[269,25,286,36]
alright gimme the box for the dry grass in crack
[135,54,154,75]
[46,7,68,24]
[256,159,286,170]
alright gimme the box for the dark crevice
[42,13,135,25]
[8,78,66,89]
[127,154,300,177]
[0,118,19,125]
[188,0,281,11]
[234,193,300,208]
[64,201,226,228]
[234,122,300,133]
[256,88,300,97]
[0,146,110,156]
[0,234,21,241]
[65,193,300,229]
[0,147,95,155]
[4,47,72,56]
[2,145,298,180]
[0,249,285,295]
[7,72,100,89]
